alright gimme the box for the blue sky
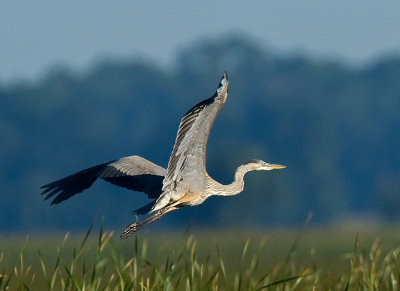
[1,0,399,83]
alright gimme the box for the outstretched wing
[41,155,166,205]
[161,72,229,201]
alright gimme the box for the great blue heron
[41,72,285,238]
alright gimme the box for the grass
[1,224,400,290]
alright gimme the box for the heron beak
[269,164,286,170]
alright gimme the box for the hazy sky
[1,1,399,83]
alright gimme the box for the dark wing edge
[41,162,110,205]
[41,155,166,205]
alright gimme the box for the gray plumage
[41,72,285,239]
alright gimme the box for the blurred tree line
[1,35,400,233]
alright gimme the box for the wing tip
[219,71,228,88]
[220,71,228,86]
[223,70,228,80]
[216,71,229,98]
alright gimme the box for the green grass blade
[257,272,310,290]
[216,245,227,283]
[63,262,82,291]
[242,238,250,259]
[3,271,13,291]
[37,250,47,278]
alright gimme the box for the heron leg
[120,206,177,239]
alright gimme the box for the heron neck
[207,164,252,196]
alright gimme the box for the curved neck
[206,164,254,197]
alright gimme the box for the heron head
[245,159,286,171]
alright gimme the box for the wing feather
[41,155,166,204]
[161,73,229,203]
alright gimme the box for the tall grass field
[1,225,400,290]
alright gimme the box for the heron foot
[120,207,177,239]
[120,210,163,239]
[120,222,139,239]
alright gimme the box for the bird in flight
[41,72,285,238]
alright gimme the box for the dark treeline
[1,35,400,233]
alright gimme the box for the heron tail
[132,201,156,215]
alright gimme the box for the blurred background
[1,1,400,234]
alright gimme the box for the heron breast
[177,191,206,206]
